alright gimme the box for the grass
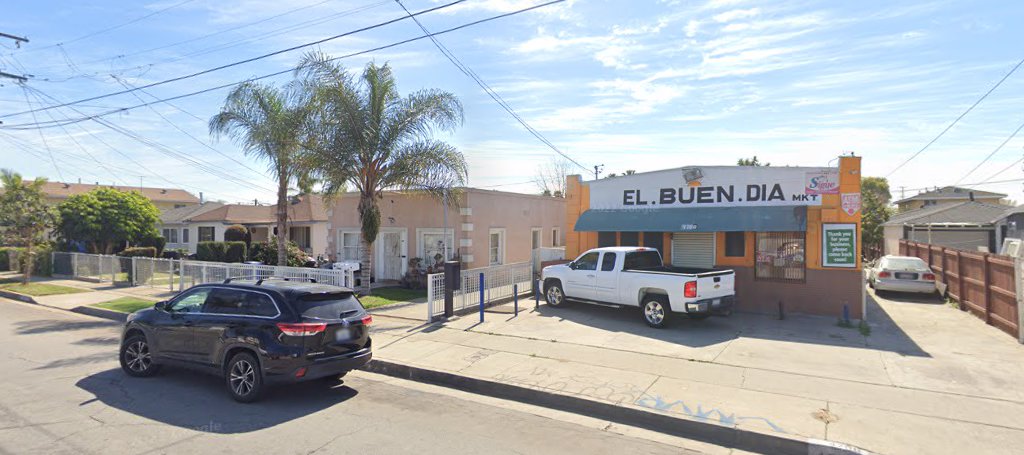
[93,297,157,313]
[358,287,427,310]
[0,281,89,296]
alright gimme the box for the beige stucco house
[325,189,565,281]
[38,181,200,211]
[894,186,1008,212]
[159,195,329,257]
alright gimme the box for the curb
[70,305,128,322]
[0,288,38,304]
[361,359,871,455]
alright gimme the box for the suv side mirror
[155,301,168,311]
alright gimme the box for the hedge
[249,241,307,267]
[0,247,13,271]
[224,224,248,242]
[118,247,158,258]
[197,241,246,263]
[2,245,55,276]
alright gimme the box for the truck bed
[624,266,734,277]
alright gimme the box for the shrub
[249,241,307,267]
[0,247,13,271]
[8,244,55,277]
[162,248,189,260]
[118,247,158,258]
[224,224,248,242]
[139,235,167,257]
[225,241,247,263]
[196,241,247,263]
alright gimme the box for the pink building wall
[325,189,565,272]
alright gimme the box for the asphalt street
[0,298,707,455]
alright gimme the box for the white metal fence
[426,261,533,321]
[52,252,355,291]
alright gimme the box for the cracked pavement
[0,298,710,455]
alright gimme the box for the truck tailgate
[695,270,734,300]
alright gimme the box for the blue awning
[574,206,807,232]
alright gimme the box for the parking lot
[371,286,1024,454]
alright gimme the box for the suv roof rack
[222,276,318,285]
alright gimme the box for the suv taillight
[276,322,327,336]
[684,281,697,298]
[361,315,373,326]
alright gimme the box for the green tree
[737,156,770,166]
[209,82,312,266]
[861,176,893,258]
[55,188,161,254]
[0,170,55,284]
[297,53,466,290]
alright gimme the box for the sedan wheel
[120,335,160,377]
[642,298,671,329]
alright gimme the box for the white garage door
[671,232,715,269]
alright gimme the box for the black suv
[118,278,372,402]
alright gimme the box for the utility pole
[0,31,30,125]
[899,186,905,199]
[593,164,604,180]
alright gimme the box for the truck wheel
[641,296,672,328]
[545,280,566,307]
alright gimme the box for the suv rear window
[294,292,365,320]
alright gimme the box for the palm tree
[209,82,311,266]
[297,52,466,290]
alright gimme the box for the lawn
[93,297,157,313]
[358,287,426,310]
[0,281,89,296]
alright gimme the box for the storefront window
[755,232,805,281]
[725,232,745,257]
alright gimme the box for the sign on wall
[588,166,839,210]
[841,193,861,216]
[822,223,857,268]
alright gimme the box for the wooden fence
[899,240,1019,338]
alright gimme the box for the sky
[1,0,1023,205]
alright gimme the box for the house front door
[379,232,404,281]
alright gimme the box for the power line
[0,0,468,120]
[954,119,1024,184]
[885,57,1024,178]
[392,0,588,174]
[0,1,567,130]
[19,85,63,180]
[14,0,197,53]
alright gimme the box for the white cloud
[684,20,700,38]
[713,8,760,23]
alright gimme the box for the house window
[339,232,361,261]
[489,229,505,265]
[289,226,311,250]
[174,204,186,209]
[532,228,542,249]
[755,232,805,281]
[552,228,560,247]
[420,230,454,267]
[162,228,178,244]
[182,228,189,244]
[725,232,745,257]
[198,227,215,242]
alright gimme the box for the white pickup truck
[541,247,736,328]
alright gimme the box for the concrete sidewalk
[366,291,1024,455]
[0,272,175,313]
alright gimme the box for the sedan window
[882,258,928,270]
[168,289,211,313]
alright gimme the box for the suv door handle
[587,274,595,278]
[183,320,194,327]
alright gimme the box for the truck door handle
[587,274,595,278]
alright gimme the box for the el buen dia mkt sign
[588,166,839,209]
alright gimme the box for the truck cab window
[574,252,599,271]
[601,253,617,271]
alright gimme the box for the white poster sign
[841,193,861,216]
[588,166,836,210]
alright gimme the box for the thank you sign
[822,223,857,268]
[588,166,838,209]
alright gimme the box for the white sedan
[868,255,938,295]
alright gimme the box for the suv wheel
[226,352,264,403]
[642,296,672,329]
[545,281,566,307]
[120,334,160,377]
